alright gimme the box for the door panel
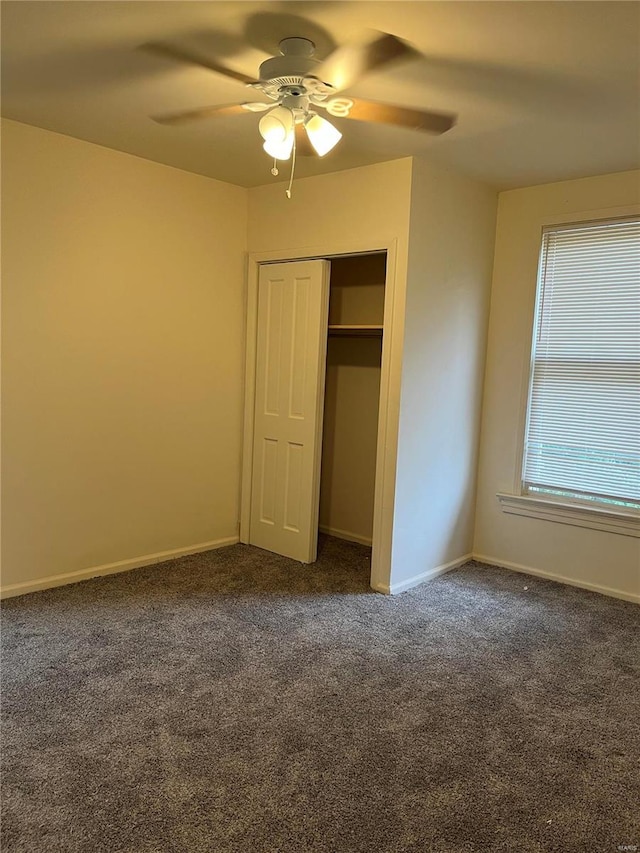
[249,260,330,562]
[259,438,278,524]
[263,279,284,416]
[283,441,304,532]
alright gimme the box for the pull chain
[285,131,297,199]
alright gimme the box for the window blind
[523,217,640,507]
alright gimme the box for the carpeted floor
[1,535,639,853]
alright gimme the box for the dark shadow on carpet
[2,536,639,852]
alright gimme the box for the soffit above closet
[1,1,638,189]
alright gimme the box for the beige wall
[474,170,640,601]
[247,159,412,258]
[390,157,497,592]
[248,158,413,590]
[1,119,248,593]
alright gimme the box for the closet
[245,252,386,564]
[319,253,386,548]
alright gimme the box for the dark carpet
[1,535,639,853]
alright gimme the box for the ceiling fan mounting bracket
[278,37,316,57]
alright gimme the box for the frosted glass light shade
[305,114,342,156]
[263,132,294,160]
[259,106,294,143]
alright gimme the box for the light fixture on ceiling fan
[258,103,342,160]
[143,32,456,196]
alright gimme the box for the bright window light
[522,217,640,509]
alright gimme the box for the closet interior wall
[319,254,386,546]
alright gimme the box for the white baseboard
[319,525,372,547]
[373,552,473,595]
[0,536,240,600]
[472,552,640,605]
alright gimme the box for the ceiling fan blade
[141,42,259,86]
[295,123,316,157]
[314,32,417,92]
[151,103,265,125]
[342,99,456,135]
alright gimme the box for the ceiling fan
[143,32,456,191]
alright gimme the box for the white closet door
[249,260,330,562]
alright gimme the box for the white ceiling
[2,1,639,189]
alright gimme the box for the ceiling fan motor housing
[258,37,321,93]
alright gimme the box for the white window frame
[498,204,640,539]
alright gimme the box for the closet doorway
[240,241,399,592]
[320,254,385,550]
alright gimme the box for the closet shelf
[328,324,383,337]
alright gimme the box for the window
[522,217,640,512]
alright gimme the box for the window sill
[496,493,640,538]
